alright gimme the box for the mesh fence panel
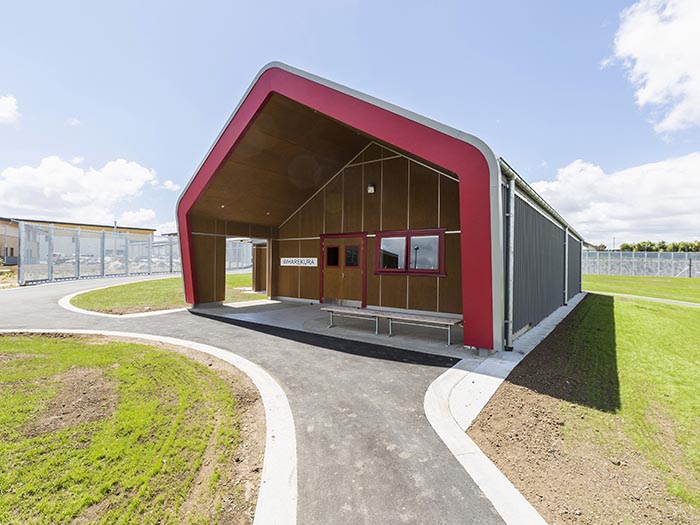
[80,229,103,277]
[583,251,699,278]
[17,223,257,285]
[20,223,50,283]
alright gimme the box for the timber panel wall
[273,144,462,313]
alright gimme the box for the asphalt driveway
[0,277,503,524]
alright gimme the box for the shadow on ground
[190,310,460,368]
[507,294,620,412]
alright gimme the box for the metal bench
[322,305,383,334]
[320,306,462,345]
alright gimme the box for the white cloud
[70,156,84,165]
[64,117,81,127]
[532,152,700,244]
[161,179,181,192]
[0,95,19,124]
[0,156,157,225]
[156,221,177,235]
[119,208,157,228]
[609,0,700,133]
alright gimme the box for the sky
[1,0,698,245]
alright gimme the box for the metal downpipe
[505,175,515,351]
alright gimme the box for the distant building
[0,217,155,266]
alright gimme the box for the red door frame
[319,232,367,307]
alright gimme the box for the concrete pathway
[0,278,504,524]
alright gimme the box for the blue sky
[1,0,699,244]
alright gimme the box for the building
[0,216,155,266]
[177,63,583,353]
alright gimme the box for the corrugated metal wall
[512,195,566,333]
[567,235,582,301]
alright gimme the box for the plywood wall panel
[279,213,300,239]
[381,274,408,309]
[439,234,462,313]
[366,241,380,306]
[324,176,342,234]
[274,240,300,298]
[299,239,320,300]
[409,277,438,312]
[409,163,438,230]
[342,166,363,233]
[363,162,382,234]
[381,157,408,231]
[300,193,324,238]
[440,178,460,231]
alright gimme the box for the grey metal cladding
[567,235,582,300]
[513,195,566,333]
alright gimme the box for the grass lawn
[583,274,700,304]
[470,294,700,523]
[71,273,266,314]
[0,267,17,288]
[0,334,256,524]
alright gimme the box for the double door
[321,235,365,306]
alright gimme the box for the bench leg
[447,325,451,346]
[388,318,393,337]
[375,316,379,335]
[328,311,335,329]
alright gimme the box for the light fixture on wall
[367,183,376,194]
[220,204,225,208]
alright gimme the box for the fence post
[75,227,81,279]
[147,235,152,275]
[124,233,130,276]
[18,221,25,285]
[168,237,173,273]
[658,251,661,276]
[100,231,106,277]
[632,251,635,276]
[47,224,54,282]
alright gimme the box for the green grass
[0,335,243,524]
[559,294,700,508]
[583,274,700,304]
[71,273,266,314]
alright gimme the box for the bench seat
[320,306,463,345]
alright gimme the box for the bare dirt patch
[468,299,699,525]
[25,366,118,437]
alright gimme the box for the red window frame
[375,228,446,276]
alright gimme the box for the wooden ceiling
[190,94,371,227]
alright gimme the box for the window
[326,246,339,267]
[379,237,406,270]
[375,229,445,276]
[411,235,439,270]
[345,246,359,267]
[10,247,14,257]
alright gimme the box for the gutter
[499,158,584,243]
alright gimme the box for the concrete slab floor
[193,301,479,361]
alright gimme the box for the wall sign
[281,257,318,267]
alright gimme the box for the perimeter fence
[18,222,254,285]
[582,250,700,278]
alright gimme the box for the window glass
[345,246,359,267]
[326,246,339,267]
[410,235,439,270]
[379,237,406,269]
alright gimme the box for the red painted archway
[177,65,497,350]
